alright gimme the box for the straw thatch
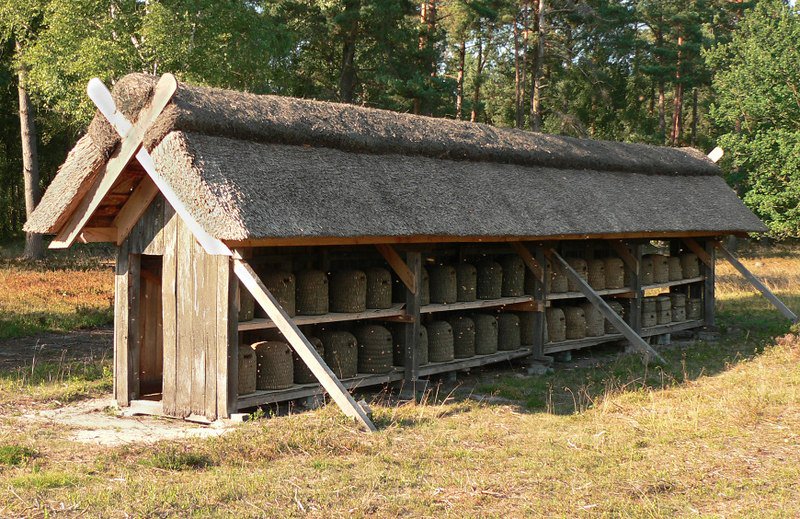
[26,73,768,239]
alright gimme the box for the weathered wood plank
[175,218,194,417]
[190,237,206,415]
[141,196,165,255]
[161,203,178,416]
[703,240,716,327]
[376,244,417,293]
[113,175,160,246]
[403,251,422,389]
[682,238,714,268]
[628,243,643,334]
[77,227,117,244]
[114,241,130,406]
[715,242,798,323]
[233,257,377,432]
[546,248,666,365]
[203,243,219,420]
[530,245,546,358]
[217,256,237,418]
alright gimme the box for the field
[0,242,798,517]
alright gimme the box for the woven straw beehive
[641,256,655,285]
[263,271,296,317]
[604,301,625,334]
[330,269,367,313]
[669,293,687,309]
[296,270,329,315]
[587,259,606,290]
[322,330,358,379]
[238,284,255,322]
[686,298,702,320]
[580,302,604,337]
[293,336,324,384]
[524,269,536,295]
[237,345,257,395]
[427,320,455,362]
[667,257,683,281]
[546,308,566,343]
[477,260,503,300]
[550,261,568,293]
[497,313,521,350]
[473,314,499,354]
[253,341,294,390]
[603,258,625,289]
[652,255,669,283]
[456,263,478,302]
[518,312,535,345]
[642,296,658,328]
[391,324,429,366]
[566,258,588,292]
[500,255,525,297]
[564,306,587,340]
[680,253,700,278]
[420,267,430,306]
[429,265,458,304]
[656,295,671,324]
[672,305,686,322]
[365,267,393,309]
[448,316,476,358]
[355,324,393,374]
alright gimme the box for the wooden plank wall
[115,194,237,420]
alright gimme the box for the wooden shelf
[237,304,407,331]
[417,347,532,376]
[420,296,534,314]
[544,334,624,354]
[643,276,704,291]
[547,287,633,301]
[640,319,704,337]
[237,369,405,409]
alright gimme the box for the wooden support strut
[233,257,377,432]
[682,238,714,268]
[546,248,667,365]
[714,242,798,323]
[609,240,638,271]
[376,244,417,294]
[510,241,544,283]
[50,74,178,249]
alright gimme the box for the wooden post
[547,248,666,365]
[403,251,422,393]
[703,239,716,328]
[233,257,377,432]
[627,242,643,334]
[113,242,141,406]
[531,244,547,358]
[715,242,798,323]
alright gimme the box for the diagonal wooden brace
[82,75,230,256]
[510,241,544,283]
[713,242,798,323]
[233,257,377,432]
[376,244,417,294]
[682,238,714,268]
[609,240,638,271]
[50,74,178,249]
[546,248,667,365]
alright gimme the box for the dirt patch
[17,397,233,447]
[0,328,112,369]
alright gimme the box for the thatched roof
[26,73,766,240]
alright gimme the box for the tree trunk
[670,35,684,146]
[470,29,483,123]
[690,87,698,146]
[530,0,545,132]
[655,27,666,142]
[518,0,528,128]
[16,41,43,260]
[338,0,359,104]
[513,10,522,128]
[456,39,465,120]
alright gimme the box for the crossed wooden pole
[68,73,376,431]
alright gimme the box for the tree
[708,0,800,238]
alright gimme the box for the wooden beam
[546,248,667,365]
[50,74,178,249]
[403,251,422,390]
[222,230,742,249]
[682,238,714,268]
[113,175,160,245]
[609,240,638,271]
[76,227,117,243]
[376,244,416,294]
[232,257,377,432]
[510,242,544,283]
[714,242,798,323]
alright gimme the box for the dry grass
[0,243,798,517]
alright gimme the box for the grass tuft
[141,447,214,471]
[0,445,36,466]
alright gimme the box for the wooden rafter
[510,241,544,283]
[609,240,638,270]
[50,74,178,249]
[682,238,714,268]
[376,244,417,294]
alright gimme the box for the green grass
[0,445,36,466]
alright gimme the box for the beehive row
[545,301,625,342]
[426,256,526,304]
[237,311,533,394]
[640,253,700,285]
[641,293,701,326]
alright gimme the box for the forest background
[1,0,799,259]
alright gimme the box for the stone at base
[655,333,671,346]
[553,351,572,362]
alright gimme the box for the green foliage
[142,447,213,471]
[709,0,800,238]
[0,445,36,466]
